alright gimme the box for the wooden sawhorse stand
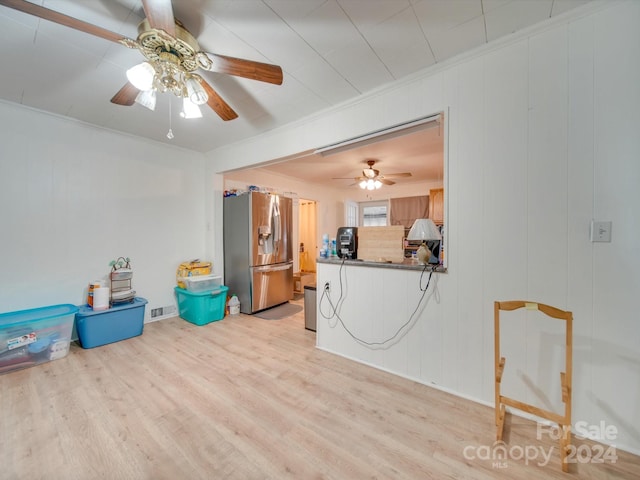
[494,300,573,472]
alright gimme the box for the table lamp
[407,218,442,265]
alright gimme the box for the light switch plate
[590,220,612,242]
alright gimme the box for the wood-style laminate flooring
[2,299,639,479]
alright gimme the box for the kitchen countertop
[316,256,447,272]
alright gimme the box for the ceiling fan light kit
[126,56,209,117]
[355,160,411,189]
[359,179,383,190]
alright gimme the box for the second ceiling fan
[335,159,412,190]
[0,0,283,121]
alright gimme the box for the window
[359,201,388,226]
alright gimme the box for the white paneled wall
[589,2,640,445]
[0,102,207,317]
[525,22,570,417]
[210,1,640,453]
[567,10,597,434]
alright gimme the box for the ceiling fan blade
[199,79,238,121]
[0,0,134,45]
[110,82,139,106]
[141,0,175,37]
[379,178,395,186]
[205,53,283,85]
[382,172,412,178]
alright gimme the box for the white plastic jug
[228,295,240,315]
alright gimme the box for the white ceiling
[0,0,593,186]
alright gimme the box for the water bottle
[321,233,330,258]
[228,295,240,315]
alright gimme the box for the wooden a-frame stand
[494,300,573,472]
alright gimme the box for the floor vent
[150,305,177,319]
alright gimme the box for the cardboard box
[357,226,405,263]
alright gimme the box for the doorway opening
[294,198,317,296]
[298,198,317,273]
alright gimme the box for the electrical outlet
[324,281,331,292]
[590,220,612,243]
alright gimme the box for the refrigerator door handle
[253,263,292,273]
[272,199,281,256]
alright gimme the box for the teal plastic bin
[174,285,228,326]
[0,304,78,374]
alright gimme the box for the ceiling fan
[334,159,412,189]
[0,0,283,122]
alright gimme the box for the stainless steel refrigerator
[223,191,293,314]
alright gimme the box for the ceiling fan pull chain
[167,97,174,140]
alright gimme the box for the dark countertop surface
[316,256,446,272]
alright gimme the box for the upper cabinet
[429,188,444,225]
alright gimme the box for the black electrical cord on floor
[319,263,437,349]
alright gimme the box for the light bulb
[134,89,156,111]
[181,98,202,119]
[126,62,155,91]
[185,76,208,105]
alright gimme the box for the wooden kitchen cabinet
[429,188,444,225]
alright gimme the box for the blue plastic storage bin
[0,304,78,374]
[175,285,228,325]
[75,297,147,349]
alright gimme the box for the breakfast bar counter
[314,256,447,389]
[316,256,446,272]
